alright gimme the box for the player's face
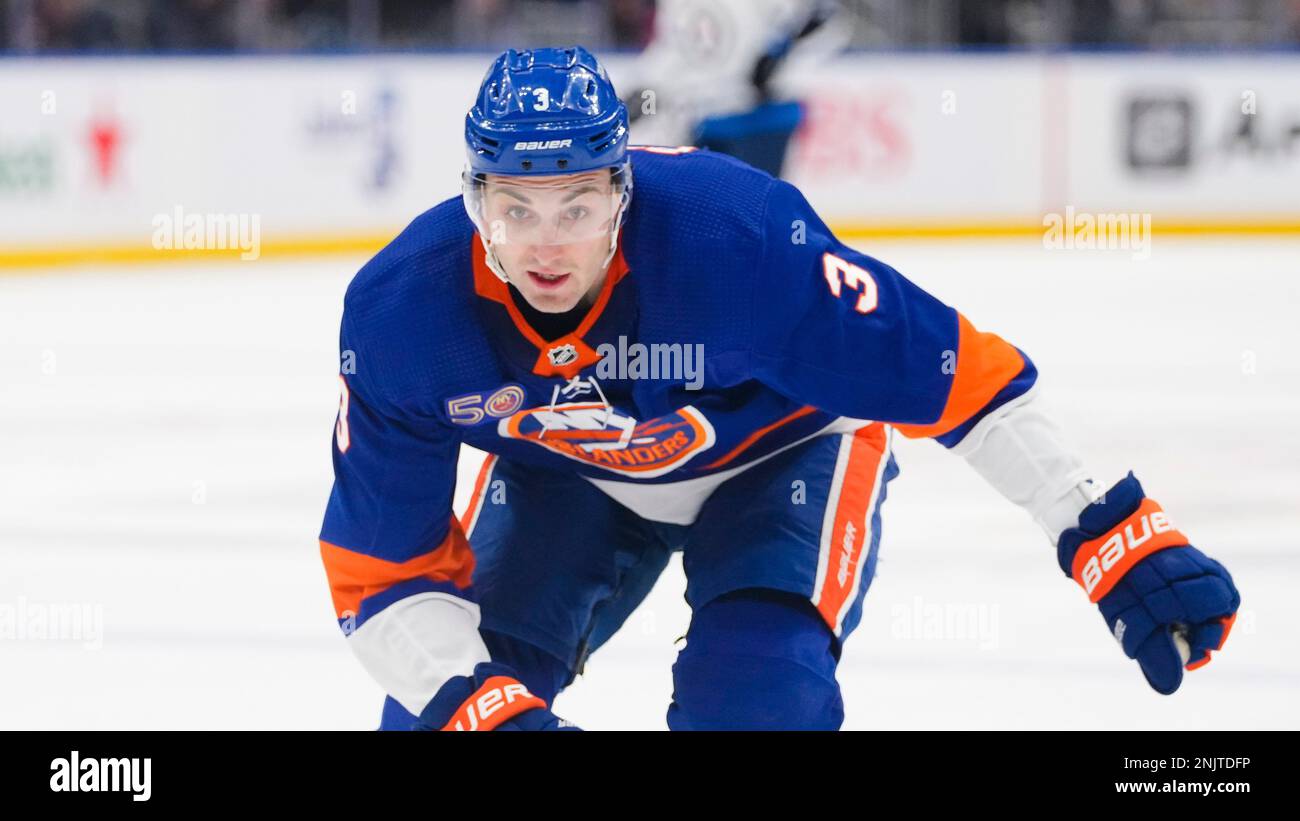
[481,171,618,313]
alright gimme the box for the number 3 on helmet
[462,46,633,283]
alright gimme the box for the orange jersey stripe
[894,312,1025,440]
[815,424,888,632]
[458,454,499,536]
[320,518,475,620]
[470,236,629,344]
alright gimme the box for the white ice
[1,237,1297,729]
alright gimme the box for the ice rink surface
[2,237,1297,730]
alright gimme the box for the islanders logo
[498,403,716,478]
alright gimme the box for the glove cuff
[1056,472,1143,575]
[418,662,547,732]
[1056,472,1188,602]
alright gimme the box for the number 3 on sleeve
[336,375,351,453]
[822,252,878,315]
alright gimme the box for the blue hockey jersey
[319,147,1035,645]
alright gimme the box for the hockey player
[624,0,848,177]
[319,46,1240,731]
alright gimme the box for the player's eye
[505,205,534,221]
[563,206,590,221]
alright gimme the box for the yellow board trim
[3,219,1300,271]
[0,232,399,271]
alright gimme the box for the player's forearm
[318,512,488,717]
[949,388,1106,544]
[946,382,1240,696]
[346,592,491,717]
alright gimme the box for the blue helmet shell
[465,46,630,176]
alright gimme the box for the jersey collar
[470,236,630,379]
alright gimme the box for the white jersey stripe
[810,433,855,607]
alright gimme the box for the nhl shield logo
[547,343,579,367]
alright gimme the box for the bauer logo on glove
[1057,473,1241,695]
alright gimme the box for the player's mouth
[527,269,571,289]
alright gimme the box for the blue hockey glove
[417,662,580,731]
[1056,473,1240,695]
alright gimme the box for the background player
[623,0,847,177]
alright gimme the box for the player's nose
[529,243,569,265]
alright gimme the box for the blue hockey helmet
[465,45,630,176]
[463,46,633,282]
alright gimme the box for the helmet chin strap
[480,235,511,284]
[597,200,627,274]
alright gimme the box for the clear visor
[463,166,629,247]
